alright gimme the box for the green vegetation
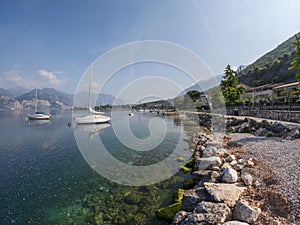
[156,189,185,221]
[179,166,190,174]
[156,203,182,221]
[220,65,245,106]
[289,34,300,101]
[206,86,225,109]
[172,189,185,203]
[239,32,300,87]
[186,90,201,102]
[183,180,195,189]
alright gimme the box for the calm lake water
[0,110,199,225]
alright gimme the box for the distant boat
[27,89,51,120]
[74,66,111,124]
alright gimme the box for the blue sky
[1,0,300,98]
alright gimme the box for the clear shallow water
[0,110,197,225]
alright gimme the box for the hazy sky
[1,0,300,98]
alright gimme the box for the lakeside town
[1,1,300,225]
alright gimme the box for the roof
[246,83,283,92]
[273,82,299,90]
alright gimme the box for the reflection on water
[27,119,51,126]
[0,110,200,225]
[74,123,111,140]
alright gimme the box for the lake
[0,110,199,225]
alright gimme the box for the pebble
[230,133,300,222]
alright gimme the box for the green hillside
[239,32,300,87]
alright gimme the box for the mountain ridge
[0,87,122,110]
[239,32,300,87]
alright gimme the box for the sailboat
[27,89,51,120]
[74,66,111,124]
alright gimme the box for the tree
[186,90,201,102]
[220,65,245,106]
[289,35,300,102]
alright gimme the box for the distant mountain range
[0,87,29,97]
[239,32,300,87]
[180,74,223,95]
[0,87,122,110]
[73,91,125,107]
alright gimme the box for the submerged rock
[156,203,182,221]
[172,189,186,203]
[179,166,191,174]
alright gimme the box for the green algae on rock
[156,202,182,221]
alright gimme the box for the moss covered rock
[156,203,182,221]
[172,189,185,203]
[183,180,195,189]
[177,157,185,162]
[125,193,142,205]
[179,166,190,174]
[185,157,195,169]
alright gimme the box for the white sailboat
[27,89,51,120]
[74,66,111,124]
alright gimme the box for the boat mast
[88,65,92,113]
[35,88,38,112]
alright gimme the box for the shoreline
[157,114,300,224]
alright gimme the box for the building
[245,81,300,105]
[245,83,283,105]
[272,82,299,104]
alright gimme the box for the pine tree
[220,65,245,106]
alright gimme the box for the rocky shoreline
[156,114,300,225]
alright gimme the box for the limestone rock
[254,127,273,137]
[232,163,244,171]
[202,145,219,157]
[194,171,220,188]
[241,172,253,186]
[177,202,231,225]
[221,162,231,170]
[223,221,249,225]
[233,200,261,223]
[268,219,281,225]
[196,156,222,170]
[171,211,190,225]
[204,182,246,203]
[225,154,236,163]
[182,187,209,211]
[191,170,212,183]
[283,128,300,140]
[221,167,238,183]
[245,160,254,167]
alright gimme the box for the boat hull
[27,114,51,120]
[74,114,111,124]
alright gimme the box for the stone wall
[227,108,300,123]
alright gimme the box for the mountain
[180,74,223,95]
[239,32,300,87]
[0,87,124,110]
[73,91,124,107]
[8,87,29,97]
[0,88,13,96]
[17,88,73,110]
